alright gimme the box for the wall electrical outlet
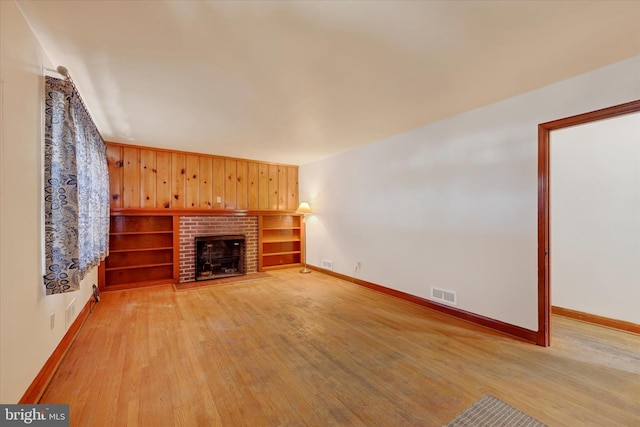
[50,313,55,330]
[321,259,333,271]
[355,262,361,273]
[216,196,222,203]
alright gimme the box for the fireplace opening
[195,235,245,281]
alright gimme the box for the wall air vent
[431,287,457,306]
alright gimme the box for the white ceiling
[17,1,640,165]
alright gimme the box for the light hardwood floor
[40,269,640,426]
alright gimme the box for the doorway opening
[537,99,640,346]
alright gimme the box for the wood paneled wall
[106,142,299,212]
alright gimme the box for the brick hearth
[179,216,258,283]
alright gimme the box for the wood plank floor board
[40,269,640,426]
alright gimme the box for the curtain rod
[44,65,71,80]
[55,65,71,80]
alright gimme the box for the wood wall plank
[122,147,140,208]
[171,153,186,208]
[139,149,156,208]
[213,158,225,209]
[106,142,298,212]
[278,166,287,210]
[259,163,269,210]
[185,155,199,208]
[156,152,172,209]
[199,156,213,209]
[247,162,259,210]
[225,159,237,209]
[268,164,279,210]
[287,166,298,210]
[106,145,123,209]
[236,160,248,210]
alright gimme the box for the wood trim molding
[537,99,640,347]
[110,208,300,217]
[172,215,181,282]
[537,121,551,347]
[98,260,106,290]
[309,265,538,344]
[19,298,93,403]
[552,306,640,335]
[257,216,264,271]
[539,100,640,131]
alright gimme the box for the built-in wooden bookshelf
[258,214,303,271]
[100,215,179,290]
[101,141,302,286]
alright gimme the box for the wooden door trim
[537,99,640,346]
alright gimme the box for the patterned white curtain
[43,76,109,294]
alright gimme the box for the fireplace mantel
[111,208,298,216]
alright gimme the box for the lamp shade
[296,202,312,214]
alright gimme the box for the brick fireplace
[179,216,258,283]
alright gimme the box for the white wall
[551,113,640,324]
[1,1,96,403]
[300,56,640,331]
